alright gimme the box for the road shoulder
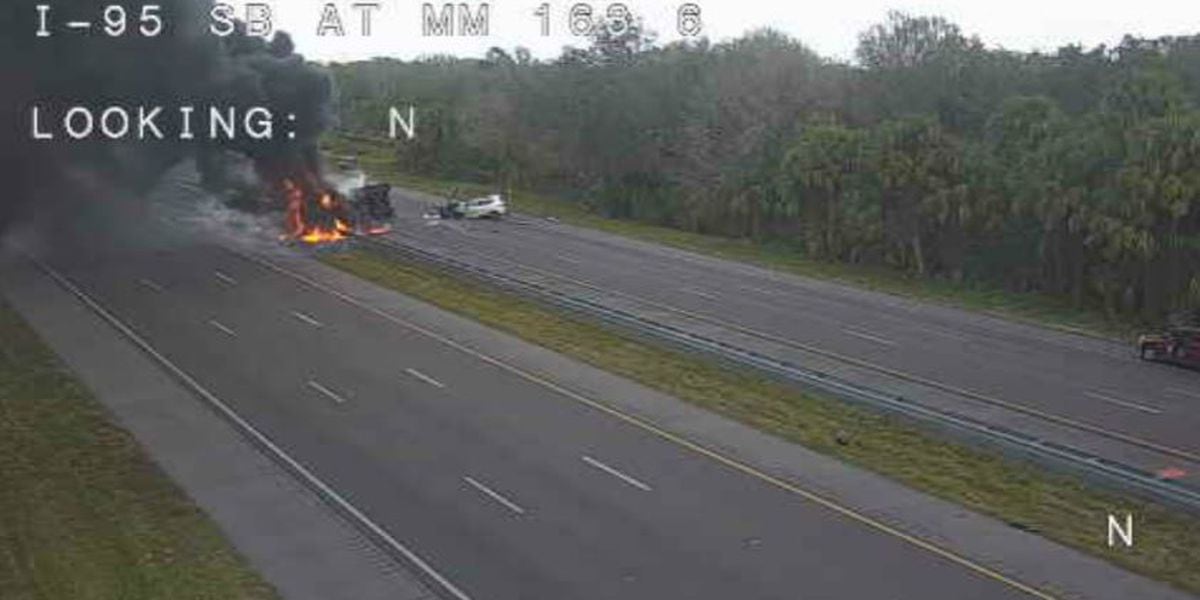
[0,252,436,600]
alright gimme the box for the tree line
[327,11,1200,322]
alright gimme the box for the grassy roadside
[322,247,1200,595]
[322,133,1142,341]
[0,301,277,600]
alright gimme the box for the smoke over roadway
[0,0,334,237]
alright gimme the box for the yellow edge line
[234,248,1058,600]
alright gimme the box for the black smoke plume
[0,0,333,233]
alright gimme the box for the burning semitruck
[276,174,393,244]
[353,183,395,222]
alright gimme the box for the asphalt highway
[386,190,1200,485]
[22,219,1044,600]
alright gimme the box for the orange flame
[281,179,354,245]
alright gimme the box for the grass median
[322,245,1200,595]
[322,133,1142,340]
[0,301,277,600]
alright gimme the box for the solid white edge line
[842,327,897,347]
[405,367,446,389]
[581,455,652,492]
[463,476,526,515]
[214,270,238,286]
[29,255,472,600]
[207,319,237,337]
[228,248,1058,600]
[291,310,323,327]
[307,379,348,404]
[1085,391,1163,415]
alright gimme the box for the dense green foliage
[327,11,1200,322]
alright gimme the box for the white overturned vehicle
[438,194,508,219]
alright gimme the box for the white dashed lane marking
[463,476,526,515]
[138,278,164,293]
[1165,387,1200,400]
[743,285,779,297]
[842,327,897,347]
[290,310,324,328]
[405,368,446,389]
[680,287,718,300]
[582,455,652,492]
[1085,391,1162,415]
[207,319,237,337]
[307,379,348,404]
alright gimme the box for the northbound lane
[385,189,1200,485]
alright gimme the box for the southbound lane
[36,235,1038,600]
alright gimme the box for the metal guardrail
[360,235,1200,514]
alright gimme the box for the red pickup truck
[1139,328,1200,368]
